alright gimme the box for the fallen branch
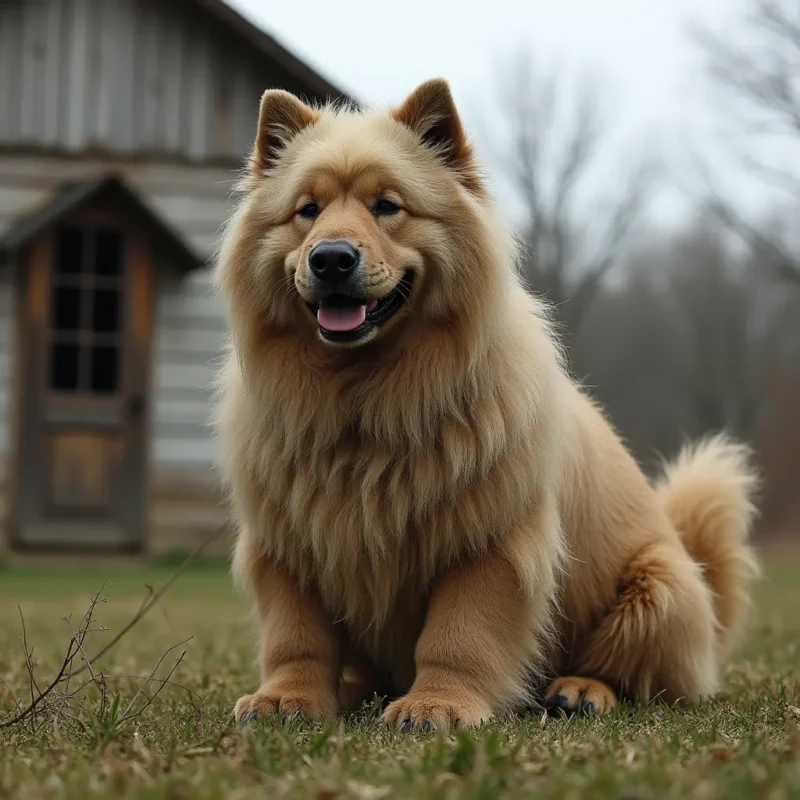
[62,525,225,682]
[116,647,188,727]
[0,633,78,729]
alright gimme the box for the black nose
[308,241,359,283]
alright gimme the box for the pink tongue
[317,304,367,332]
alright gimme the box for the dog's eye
[373,198,401,217]
[298,202,321,219]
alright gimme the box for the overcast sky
[229,0,764,228]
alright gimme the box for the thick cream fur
[215,81,759,726]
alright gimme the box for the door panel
[14,214,152,550]
[48,431,123,511]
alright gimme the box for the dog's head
[218,79,509,352]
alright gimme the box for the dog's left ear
[251,89,319,175]
[393,79,485,195]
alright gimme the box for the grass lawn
[0,554,797,799]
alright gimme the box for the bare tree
[571,270,690,466]
[572,212,800,469]
[664,218,772,440]
[694,0,800,284]
[490,50,656,337]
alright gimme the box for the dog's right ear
[251,90,319,174]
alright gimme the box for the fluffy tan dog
[214,78,758,729]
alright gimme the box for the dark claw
[545,693,569,709]
[420,720,432,732]
[579,700,596,715]
[398,719,411,731]
[243,711,259,724]
[545,693,571,715]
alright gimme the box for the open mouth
[308,271,414,343]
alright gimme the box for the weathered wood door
[14,213,153,550]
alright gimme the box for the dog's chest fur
[241,395,540,639]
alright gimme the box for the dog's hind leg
[548,540,718,714]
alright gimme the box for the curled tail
[655,434,760,656]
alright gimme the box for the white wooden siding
[0,0,324,163]
[0,153,236,259]
[151,269,226,470]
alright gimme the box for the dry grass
[0,554,797,799]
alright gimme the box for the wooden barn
[0,0,348,553]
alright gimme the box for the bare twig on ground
[116,646,188,727]
[0,525,224,731]
[63,525,224,682]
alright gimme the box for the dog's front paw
[382,690,491,731]
[545,676,617,716]
[234,686,337,723]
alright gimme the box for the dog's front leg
[234,539,340,722]
[382,531,552,731]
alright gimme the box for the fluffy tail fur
[655,435,760,656]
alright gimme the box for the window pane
[55,228,83,274]
[95,230,123,276]
[51,344,79,391]
[52,286,81,330]
[92,289,120,333]
[90,346,119,393]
